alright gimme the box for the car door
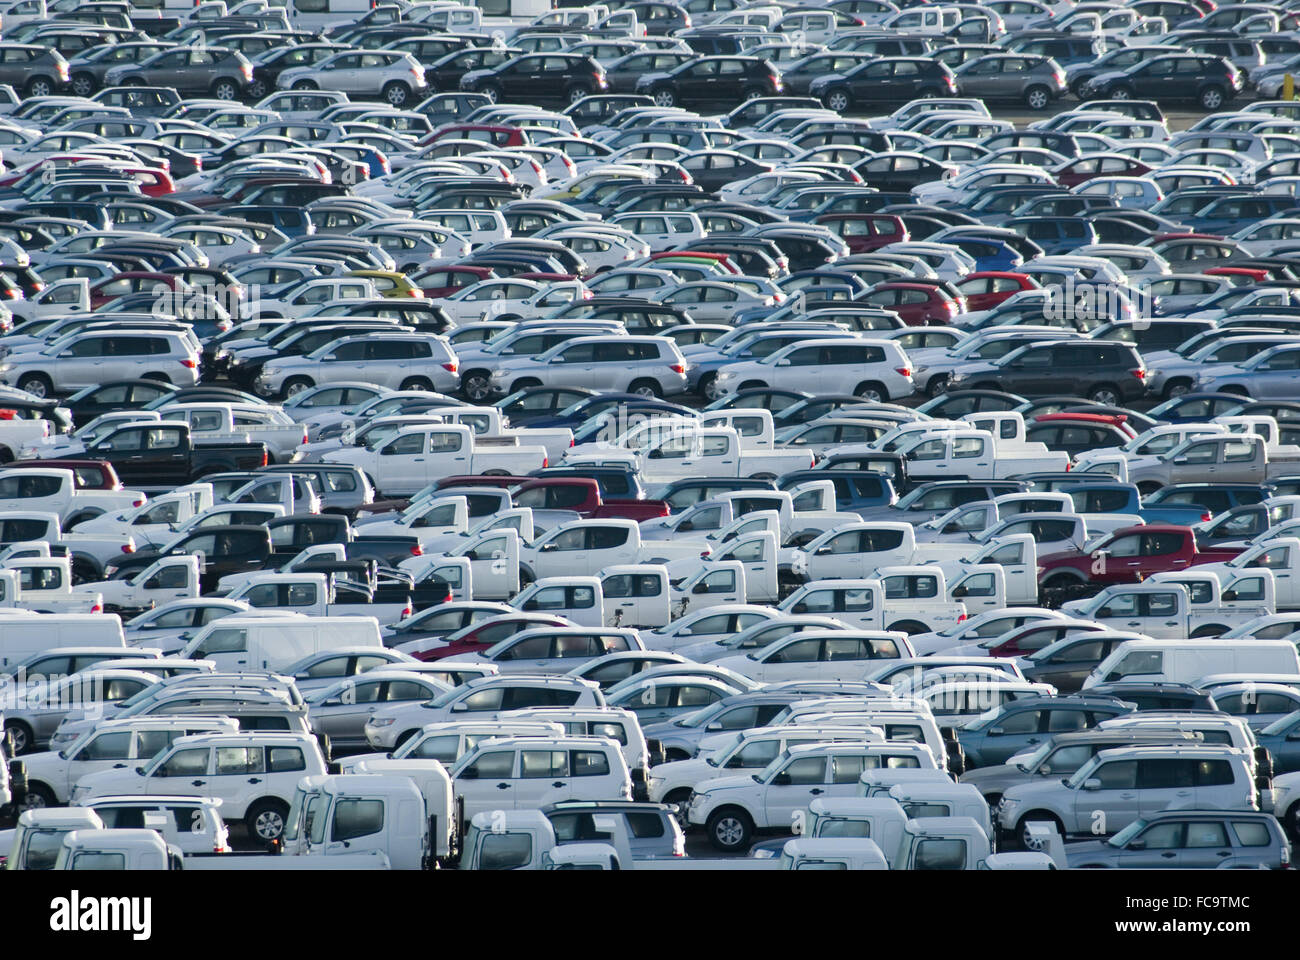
[460,530,521,599]
[1074,757,1141,834]
[1137,757,1196,819]
[1117,818,1186,867]
[377,430,430,496]
[756,636,823,681]
[313,679,385,742]
[763,753,829,827]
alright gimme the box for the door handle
[1126,621,1141,626]
[248,777,262,784]
[1160,851,1176,859]
[191,780,206,786]
[1216,850,1230,857]
[1120,793,1135,799]
[552,781,566,788]
[809,788,824,795]
[496,782,511,789]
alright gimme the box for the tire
[383,81,411,108]
[246,79,268,100]
[141,372,170,383]
[1163,378,1193,399]
[25,77,53,98]
[1025,84,1051,110]
[481,83,501,104]
[652,87,676,108]
[1042,572,1084,591]
[400,377,433,391]
[1086,383,1120,405]
[293,79,319,90]
[743,86,765,100]
[17,373,52,400]
[567,84,590,105]
[825,88,851,113]
[1199,85,1225,111]
[706,807,753,852]
[1070,78,1090,100]
[461,370,493,401]
[698,372,721,402]
[245,799,290,843]
[1109,84,1134,100]
[629,378,661,399]
[854,381,887,402]
[1015,812,1064,852]
[3,720,32,756]
[71,73,96,97]
[509,377,542,394]
[917,86,940,99]
[212,79,239,101]
[926,374,949,398]
[281,376,314,398]
[887,620,927,635]
[23,781,56,810]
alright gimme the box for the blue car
[1256,709,1300,774]
[1146,392,1247,424]
[957,695,1134,768]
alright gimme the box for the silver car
[257,332,461,398]
[277,49,428,108]
[487,335,691,399]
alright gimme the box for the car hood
[74,765,148,797]
[1063,837,1114,863]
[635,72,673,88]
[693,773,758,794]
[1003,775,1073,805]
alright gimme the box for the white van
[1083,639,1300,689]
[0,613,125,672]
[286,0,369,30]
[180,615,383,673]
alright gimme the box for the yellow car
[346,270,424,298]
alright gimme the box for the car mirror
[814,546,831,555]
[692,582,710,594]
[705,721,722,731]
[1173,456,1188,465]
[1222,590,1237,601]
[1096,607,1112,618]
[1127,839,1146,851]
[1082,778,1101,791]
[771,772,791,786]
[776,358,791,366]
[952,585,968,598]
[321,697,341,707]
[1038,765,1050,776]
[458,766,478,779]
[791,602,807,613]
[539,542,557,552]
[988,725,1004,736]
[450,700,468,712]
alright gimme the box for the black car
[1087,53,1243,110]
[602,49,694,94]
[1084,681,1219,713]
[460,53,609,106]
[424,45,520,94]
[634,56,784,108]
[949,340,1147,404]
[809,57,957,113]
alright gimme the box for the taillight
[896,367,911,377]
[261,450,268,467]
[181,358,197,369]
[542,457,548,468]
[671,363,685,374]
[194,157,203,171]
[90,600,102,613]
[410,544,423,556]
[242,64,252,81]
[957,613,968,622]
[400,603,412,620]
[121,544,134,553]
[441,360,458,373]
[1130,368,1146,380]
[133,499,144,507]
[1202,512,1213,522]
[301,431,308,445]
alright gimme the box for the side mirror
[1096,607,1112,618]
[1038,765,1051,776]
[791,602,807,613]
[814,546,831,555]
[1222,590,1237,601]
[539,542,557,552]
[776,358,791,366]
[1173,456,1189,465]
[1127,839,1146,851]
[1082,778,1101,791]
[771,772,792,786]
[458,766,478,779]
[952,585,968,598]
[988,725,1004,736]
[692,582,710,594]
[321,697,341,707]
[451,700,468,712]
[705,722,722,731]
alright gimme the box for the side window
[332,799,384,842]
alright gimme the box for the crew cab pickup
[80,421,268,493]
[0,557,102,613]
[1058,481,1216,526]
[564,426,814,484]
[518,518,710,582]
[226,572,414,625]
[156,403,309,464]
[890,428,1068,483]
[1037,524,1246,600]
[1198,536,1300,611]
[1126,434,1300,494]
[0,467,143,527]
[60,484,216,542]
[417,404,573,462]
[1061,575,1273,639]
[510,477,670,523]
[0,511,136,582]
[326,424,548,498]
[779,576,967,636]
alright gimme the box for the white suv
[713,337,916,403]
[257,332,460,398]
[488,335,691,399]
[450,734,632,819]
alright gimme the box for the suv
[810,57,957,113]
[997,744,1259,848]
[946,340,1147,405]
[373,674,606,730]
[105,46,253,101]
[71,731,328,842]
[542,799,685,858]
[1086,54,1243,111]
[80,794,230,855]
[0,331,201,398]
[489,335,691,399]
[958,695,1136,768]
[954,54,1067,110]
[450,734,632,819]
[0,43,69,98]
[635,56,782,108]
[1065,809,1290,869]
[257,333,460,398]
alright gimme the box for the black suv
[1087,54,1243,111]
[810,57,957,113]
[460,53,608,106]
[635,56,783,108]
[948,340,1148,404]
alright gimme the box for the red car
[413,265,496,298]
[89,272,189,309]
[415,614,571,661]
[1052,153,1151,188]
[1036,524,1242,593]
[1204,266,1271,284]
[423,124,528,148]
[954,271,1039,312]
[813,214,908,254]
[861,281,966,326]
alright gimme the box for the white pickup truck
[565,425,814,483]
[1059,577,1272,639]
[518,518,711,583]
[0,511,136,582]
[780,575,968,635]
[936,533,1040,607]
[890,427,1069,483]
[0,556,102,613]
[414,404,573,462]
[226,572,413,624]
[64,484,216,541]
[0,467,143,526]
[157,403,309,464]
[326,424,548,497]
[1188,537,1300,612]
[71,555,202,615]
[0,411,56,463]
[785,520,981,583]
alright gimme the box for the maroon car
[416,614,571,661]
[814,214,909,254]
[861,281,966,326]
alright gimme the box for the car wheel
[854,381,887,402]
[1087,384,1120,405]
[293,79,318,90]
[567,84,590,105]
[16,373,52,399]
[71,73,96,97]
[282,376,314,398]
[1016,812,1063,851]
[652,87,676,108]
[629,378,661,399]
[1070,78,1090,100]
[1109,84,1134,100]
[826,88,851,112]
[22,781,56,810]
[212,79,239,101]
[916,86,940,99]
[743,86,765,100]
[482,83,502,104]
[461,371,493,401]
[926,374,949,398]
[246,79,268,100]
[1025,84,1051,110]
[383,81,411,107]
[1163,378,1192,399]
[1199,85,1225,110]
[25,77,53,98]
[699,372,721,402]
[400,377,433,391]
[246,799,290,842]
[706,807,753,852]
[1042,572,1084,591]
[3,720,32,755]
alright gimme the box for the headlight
[369,717,395,727]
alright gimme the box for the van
[3,646,160,683]
[1084,639,1300,689]
[451,735,632,819]
[0,613,125,671]
[180,615,383,672]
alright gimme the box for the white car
[256,332,460,398]
[277,49,427,108]
[713,337,915,403]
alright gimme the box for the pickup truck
[779,575,967,636]
[786,520,1000,584]
[326,424,549,498]
[0,511,136,583]
[1069,422,1229,475]
[0,467,143,528]
[0,557,102,614]
[1036,524,1246,603]
[937,533,1040,607]
[777,468,896,515]
[1058,480,1216,526]
[1126,433,1300,495]
[518,518,711,583]
[510,477,670,523]
[564,426,814,484]
[223,472,322,517]
[71,555,201,616]
[890,428,1069,483]
[1198,536,1300,611]
[226,572,414,625]
[155,403,309,464]
[80,420,267,493]
[415,404,573,462]
[0,412,56,464]
[855,479,1029,524]
[1062,569,1275,638]
[53,483,216,542]
[101,524,273,592]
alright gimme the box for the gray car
[1065,809,1290,868]
[65,41,173,97]
[104,46,253,101]
[542,800,685,858]
[954,53,1067,110]
[306,670,450,751]
[1199,343,1300,400]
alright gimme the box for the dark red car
[813,214,908,254]
[861,281,965,326]
[1052,153,1151,188]
[413,265,496,298]
[1036,524,1243,593]
[954,271,1039,312]
[89,272,188,309]
[416,614,571,661]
